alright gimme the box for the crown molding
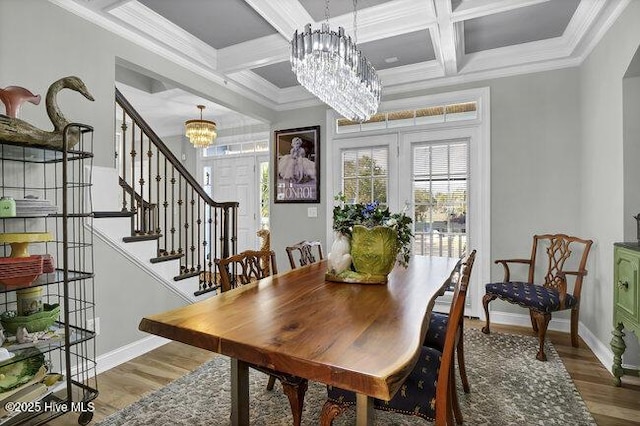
[49,0,279,114]
[451,0,552,22]
[109,1,217,69]
[573,0,629,62]
[328,0,436,44]
[52,0,630,118]
[383,55,582,96]
[379,61,445,86]
[562,0,607,55]
[462,36,567,73]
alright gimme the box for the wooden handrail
[115,88,238,296]
[115,88,237,210]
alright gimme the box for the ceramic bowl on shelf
[0,304,60,334]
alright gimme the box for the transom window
[336,101,477,134]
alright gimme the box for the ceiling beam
[81,0,134,13]
[220,0,435,73]
[217,34,290,74]
[433,0,463,76]
[243,0,312,40]
[451,0,553,22]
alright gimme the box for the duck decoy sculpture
[0,76,94,149]
[0,86,41,118]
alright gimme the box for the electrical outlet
[86,317,101,336]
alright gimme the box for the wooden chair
[320,250,476,426]
[215,250,308,426]
[285,240,324,269]
[423,255,471,394]
[215,249,277,292]
[482,234,593,361]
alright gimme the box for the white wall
[580,0,640,366]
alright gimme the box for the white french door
[332,127,485,317]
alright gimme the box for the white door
[333,127,483,317]
[207,156,260,252]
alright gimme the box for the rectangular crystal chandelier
[290,1,381,122]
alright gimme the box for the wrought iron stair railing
[115,88,237,296]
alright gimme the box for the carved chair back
[528,234,593,300]
[435,249,476,424]
[215,249,278,293]
[286,240,324,269]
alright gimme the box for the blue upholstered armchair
[481,234,593,361]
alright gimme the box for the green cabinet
[612,243,640,386]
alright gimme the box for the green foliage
[332,193,413,266]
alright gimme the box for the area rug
[97,329,596,425]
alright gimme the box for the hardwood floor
[49,320,640,425]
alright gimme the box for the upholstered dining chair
[285,240,324,269]
[482,234,593,361]
[423,254,472,394]
[320,250,476,426]
[215,250,308,426]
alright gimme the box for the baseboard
[577,322,617,374]
[490,311,570,331]
[95,335,170,375]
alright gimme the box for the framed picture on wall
[274,126,321,203]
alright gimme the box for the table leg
[356,393,374,426]
[230,358,249,425]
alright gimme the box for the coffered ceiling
[54,0,628,132]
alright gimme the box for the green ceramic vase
[350,225,399,276]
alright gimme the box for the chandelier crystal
[185,105,217,148]
[290,2,381,122]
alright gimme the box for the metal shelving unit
[0,124,97,425]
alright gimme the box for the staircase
[90,90,238,302]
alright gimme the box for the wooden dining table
[139,255,458,425]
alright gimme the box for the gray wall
[0,0,274,168]
[0,0,273,356]
[270,106,328,272]
[384,68,582,318]
[624,76,640,240]
[580,0,640,364]
[93,236,185,355]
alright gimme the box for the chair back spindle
[286,241,324,269]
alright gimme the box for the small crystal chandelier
[185,105,217,148]
[290,0,381,122]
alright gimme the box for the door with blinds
[333,128,479,316]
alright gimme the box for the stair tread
[150,253,184,263]
[123,234,161,243]
[94,211,135,218]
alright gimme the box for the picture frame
[274,126,320,203]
